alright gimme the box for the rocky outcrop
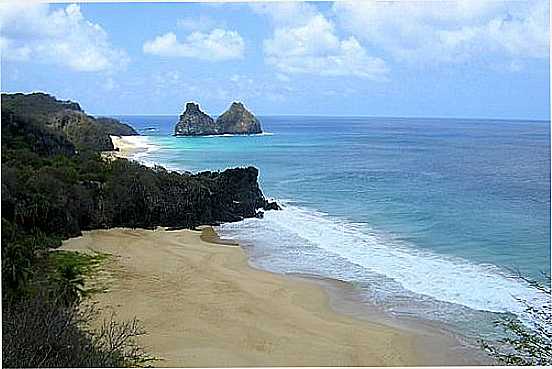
[192,166,279,222]
[174,102,219,136]
[174,101,262,136]
[216,102,262,134]
[2,105,281,239]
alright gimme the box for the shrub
[2,291,153,368]
[482,273,551,365]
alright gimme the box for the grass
[48,250,110,276]
[47,250,111,295]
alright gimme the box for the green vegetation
[47,250,111,297]
[2,92,276,367]
[1,92,83,117]
[2,228,153,367]
[482,273,551,365]
[2,92,137,152]
[48,250,110,278]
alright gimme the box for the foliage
[46,250,110,303]
[48,250,110,278]
[2,92,137,152]
[1,92,83,117]
[482,273,551,365]
[2,107,76,157]
[2,92,274,367]
[2,291,153,368]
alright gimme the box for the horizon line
[96,113,551,123]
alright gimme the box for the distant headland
[174,101,262,136]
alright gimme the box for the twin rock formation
[175,102,262,136]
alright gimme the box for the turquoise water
[114,115,550,340]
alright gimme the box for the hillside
[1,92,278,367]
[1,93,138,151]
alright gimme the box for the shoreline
[237,249,490,365]
[103,135,150,161]
[61,227,486,366]
[105,134,489,365]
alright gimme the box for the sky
[0,0,550,119]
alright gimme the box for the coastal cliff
[174,101,262,136]
[2,92,278,239]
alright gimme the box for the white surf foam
[114,136,188,173]
[221,204,549,318]
[120,135,160,155]
[202,132,274,138]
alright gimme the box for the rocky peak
[216,101,262,135]
[174,100,263,136]
[174,102,218,136]
[230,101,245,110]
[185,102,201,113]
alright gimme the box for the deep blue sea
[112,115,550,341]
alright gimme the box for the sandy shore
[61,227,483,367]
[103,135,146,160]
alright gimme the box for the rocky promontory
[174,101,262,136]
[2,93,280,238]
[217,102,262,134]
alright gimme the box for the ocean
[111,115,550,343]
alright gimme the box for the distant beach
[103,135,157,161]
[61,226,483,366]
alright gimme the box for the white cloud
[333,0,549,66]
[143,28,244,61]
[0,3,128,72]
[258,4,388,80]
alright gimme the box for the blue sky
[0,1,550,119]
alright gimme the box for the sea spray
[218,204,548,331]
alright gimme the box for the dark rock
[216,102,262,134]
[174,102,219,136]
[192,166,270,221]
[264,201,281,211]
[174,101,262,136]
